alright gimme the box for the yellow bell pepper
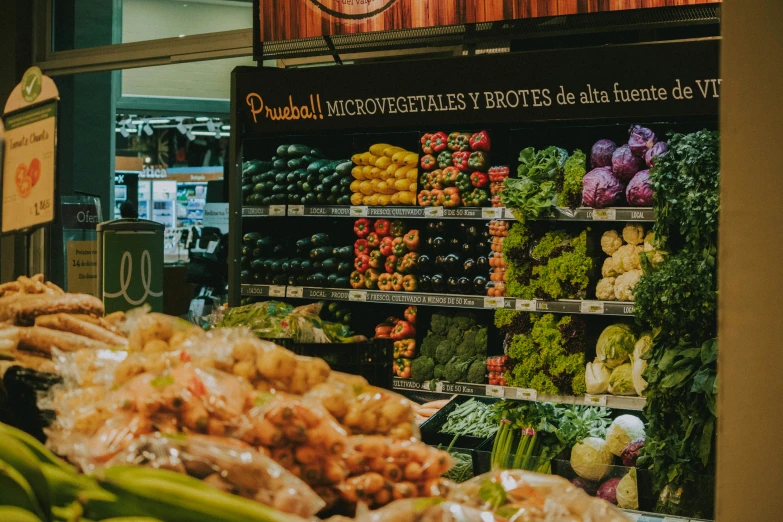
[398,191,415,205]
[406,168,418,182]
[370,167,382,179]
[362,166,373,178]
[367,193,380,206]
[409,183,417,192]
[360,152,373,165]
[351,153,363,165]
[370,179,382,192]
[392,150,409,166]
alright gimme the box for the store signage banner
[61,197,102,296]
[236,39,720,136]
[101,229,164,313]
[256,0,720,43]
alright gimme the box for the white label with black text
[349,290,367,302]
[269,285,286,297]
[484,297,505,309]
[515,388,538,401]
[592,208,617,221]
[286,286,304,298]
[269,205,286,216]
[424,206,444,217]
[288,205,304,216]
[516,299,535,311]
[486,385,504,398]
[584,394,608,406]
[580,300,605,314]
[350,206,368,217]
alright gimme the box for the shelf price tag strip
[584,394,608,406]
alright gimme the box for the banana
[96,467,297,522]
[0,423,75,473]
[0,507,43,522]
[41,462,109,507]
[0,433,52,518]
[0,458,46,520]
[100,518,164,522]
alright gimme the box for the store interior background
[1,1,783,520]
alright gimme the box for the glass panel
[53,0,253,51]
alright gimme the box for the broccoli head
[451,313,477,332]
[411,356,435,383]
[430,314,452,336]
[435,339,457,365]
[465,359,487,384]
[474,327,488,355]
[443,357,472,383]
[420,333,445,359]
[456,330,478,359]
[433,364,445,380]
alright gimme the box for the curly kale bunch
[506,313,586,395]
[524,230,592,300]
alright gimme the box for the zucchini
[335,277,349,288]
[321,258,338,271]
[326,194,338,205]
[273,158,287,170]
[337,261,352,275]
[300,260,313,274]
[256,160,273,172]
[289,258,302,274]
[287,144,311,157]
[287,275,299,286]
[307,159,331,174]
[318,161,340,176]
[287,157,305,170]
[311,233,330,247]
[296,238,311,252]
[334,161,353,177]
[310,147,324,158]
[327,273,339,286]
[251,259,265,271]
[242,232,262,246]
[243,184,254,197]
[335,246,353,259]
[272,274,288,285]
[296,274,308,286]
[310,246,331,260]
[276,145,290,157]
[308,273,327,286]
[240,270,251,284]
[312,261,322,272]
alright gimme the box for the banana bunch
[0,422,302,522]
[349,143,418,206]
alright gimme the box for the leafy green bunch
[415,312,488,384]
[502,146,569,222]
[505,313,587,395]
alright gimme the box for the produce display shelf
[240,285,636,316]
[392,378,646,411]
[623,510,708,522]
[242,205,655,222]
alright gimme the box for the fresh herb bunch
[650,130,720,251]
[505,313,587,395]
[440,398,498,439]
[502,146,568,222]
[528,230,592,300]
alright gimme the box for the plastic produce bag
[106,432,326,517]
[218,301,332,342]
[448,469,632,522]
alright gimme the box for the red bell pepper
[364,269,380,289]
[469,130,491,152]
[400,252,419,273]
[442,187,461,208]
[354,255,371,273]
[394,339,416,358]
[396,358,412,379]
[433,169,447,189]
[375,324,393,338]
[384,255,398,274]
[389,220,406,238]
[420,154,437,171]
[366,232,380,249]
[391,272,405,292]
[402,274,418,292]
[420,133,433,154]
[391,320,415,339]
[377,273,393,291]
[395,256,406,273]
[391,237,408,256]
[421,132,448,154]
[448,132,472,151]
[430,189,444,206]
[404,306,417,324]
[442,166,460,186]
[403,230,420,252]
[379,236,394,257]
[368,249,383,269]
[354,239,369,257]
[451,151,471,171]
[488,166,510,182]
[470,171,489,188]
[354,218,371,238]
[374,219,390,237]
[417,190,432,207]
[350,271,365,288]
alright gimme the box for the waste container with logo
[97,218,164,313]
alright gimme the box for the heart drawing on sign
[15,163,31,199]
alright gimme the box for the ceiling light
[178,34,186,38]
[196,117,209,122]
[221,125,230,131]
[145,157,151,164]
[148,119,170,124]
[190,131,216,136]
[131,119,144,125]
[143,124,153,136]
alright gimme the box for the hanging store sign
[1,67,59,234]
[61,197,102,296]
[256,0,720,45]
[236,39,720,136]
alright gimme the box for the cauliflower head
[612,244,640,274]
[614,269,642,301]
[600,230,623,256]
[601,257,619,278]
[622,223,645,246]
[595,277,617,301]
[643,231,656,252]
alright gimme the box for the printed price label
[286,286,304,298]
[592,208,617,221]
[269,285,286,297]
[269,205,286,216]
[349,290,367,302]
[483,297,505,309]
[514,388,538,401]
[481,208,500,219]
[580,300,605,314]
[515,299,536,311]
[486,385,504,398]
[584,394,608,406]
[350,206,368,217]
[288,205,304,216]
[424,206,444,217]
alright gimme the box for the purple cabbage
[645,141,668,167]
[621,438,645,467]
[626,170,654,207]
[591,139,617,168]
[571,477,599,496]
[597,478,621,505]
[583,167,625,208]
[611,145,645,183]
[628,125,657,157]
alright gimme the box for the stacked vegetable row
[375,307,418,378]
[242,144,352,206]
[595,224,664,302]
[486,220,508,297]
[241,232,353,288]
[417,131,492,207]
[351,219,419,292]
[586,325,650,397]
[350,144,419,206]
[418,221,490,295]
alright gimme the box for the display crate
[419,395,497,450]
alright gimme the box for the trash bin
[97,218,165,313]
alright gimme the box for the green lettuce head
[596,324,636,368]
[608,364,636,396]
